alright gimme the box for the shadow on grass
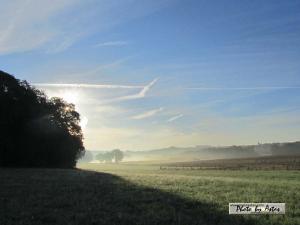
[0,168,257,225]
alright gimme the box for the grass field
[161,155,300,170]
[1,163,299,225]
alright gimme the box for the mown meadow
[0,163,299,225]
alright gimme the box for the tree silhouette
[96,152,106,163]
[96,150,124,163]
[112,149,124,163]
[0,70,85,168]
[102,152,114,163]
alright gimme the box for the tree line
[96,149,124,163]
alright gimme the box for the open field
[1,164,299,225]
[161,155,300,170]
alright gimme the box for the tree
[0,70,85,168]
[96,152,113,163]
[96,152,105,163]
[112,149,124,163]
[103,152,114,163]
[96,150,124,163]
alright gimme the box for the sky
[1,0,300,151]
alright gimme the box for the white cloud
[167,114,183,122]
[95,41,128,47]
[0,0,80,55]
[132,107,164,120]
[0,0,173,55]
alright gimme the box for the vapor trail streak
[32,83,144,89]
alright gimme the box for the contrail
[106,78,159,102]
[132,107,164,120]
[32,83,144,89]
[33,78,159,103]
[186,86,300,91]
[167,114,183,122]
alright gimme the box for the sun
[60,90,79,104]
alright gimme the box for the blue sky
[1,0,300,150]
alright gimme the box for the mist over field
[81,141,300,163]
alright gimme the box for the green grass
[161,155,300,170]
[0,164,299,225]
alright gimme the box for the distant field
[1,164,299,225]
[161,155,300,170]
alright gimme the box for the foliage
[96,152,113,163]
[0,70,85,168]
[111,149,124,163]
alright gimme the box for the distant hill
[87,141,300,163]
[123,145,258,162]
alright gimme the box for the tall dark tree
[0,70,85,168]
